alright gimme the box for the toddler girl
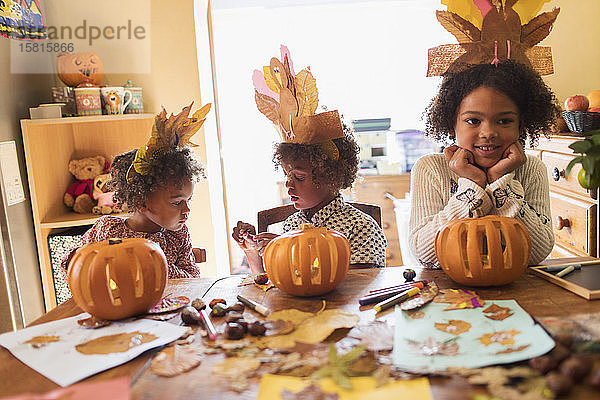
[410,60,560,268]
[62,103,210,278]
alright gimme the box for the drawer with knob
[542,151,592,198]
[550,191,596,256]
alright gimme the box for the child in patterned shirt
[233,126,387,274]
[62,104,209,278]
[410,60,560,268]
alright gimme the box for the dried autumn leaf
[263,65,281,93]
[408,337,459,356]
[436,10,481,42]
[521,8,560,47]
[150,344,204,377]
[348,321,394,351]
[213,356,261,378]
[255,91,280,123]
[258,309,360,348]
[311,344,366,390]
[264,319,295,336]
[434,319,472,335]
[295,69,318,116]
[478,329,521,346]
[281,384,339,400]
[268,308,314,325]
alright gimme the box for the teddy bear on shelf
[63,155,108,214]
[92,173,125,214]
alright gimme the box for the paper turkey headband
[427,0,560,76]
[253,45,344,158]
[126,102,211,183]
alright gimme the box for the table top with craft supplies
[1,258,600,400]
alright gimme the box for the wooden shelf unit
[21,114,154,311]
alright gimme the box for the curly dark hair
[109,147,206,210]
[424,60,560,147]
[273,125,360,191]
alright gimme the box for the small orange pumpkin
[67,238,167,320]
[434,216,531,286]
[56,51,104,87]
[263,224,350,297]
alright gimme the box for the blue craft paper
[393,300,554,372]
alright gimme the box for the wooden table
[1,259,599,399]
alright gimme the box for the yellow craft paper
[441,0,553,28]
[256,374,432,400]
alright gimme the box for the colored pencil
[359,282,424,306]
[374,287,420,313]
[368,280,428,294]
[199,308,217,340]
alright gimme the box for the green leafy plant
[566,129,600,190]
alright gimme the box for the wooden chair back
[257,202,382,233]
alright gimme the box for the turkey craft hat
[427,0,560,76]
[253,45,344,159]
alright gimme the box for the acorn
[191,298,206,311]
[546,372,574,396]
[180,306,201,325]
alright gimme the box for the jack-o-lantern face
[67,238,167,320]
[56,51,104,87]
[263,224,350,297]
[434,216,531,287]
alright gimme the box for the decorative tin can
[123,80,144,114]
[74,87,102,116]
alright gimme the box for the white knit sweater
[409,153,554,269]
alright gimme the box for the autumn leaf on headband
[178,103,211,147]
[521,7,560,47]
[263,65,282,94]
[295,68,318,117]
[255,91,280,123]
[436,10,480,42]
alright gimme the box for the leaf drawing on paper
[478,329,521,346]
[496,344,531,354]
[407,336,459,356]
[434,319,472,336]
[407,310,425,319]
[483,303,514,320]
[75,331,157,355]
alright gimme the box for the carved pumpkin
[56,52,104,87]
[263,224,350,297]
[67,238,167,320]
[434,216,531,287]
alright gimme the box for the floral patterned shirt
[68,215,200,278]
[283,195,387,267]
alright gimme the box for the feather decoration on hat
[428,0,559,76]
[253,45,343,150]
[126,102,211,182]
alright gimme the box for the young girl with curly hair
[410,60,560,269]
[62,104,209,278]
[232,127,387,273]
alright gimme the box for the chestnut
[559,355,593,382]
[248,321,266,336]
[226,302,245,313]
[587,368,600,389]
[225,322,245,340]
[549,342,571,363]
[528,355,557,374]
[546,372,574,396]
[180,306,201,325]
